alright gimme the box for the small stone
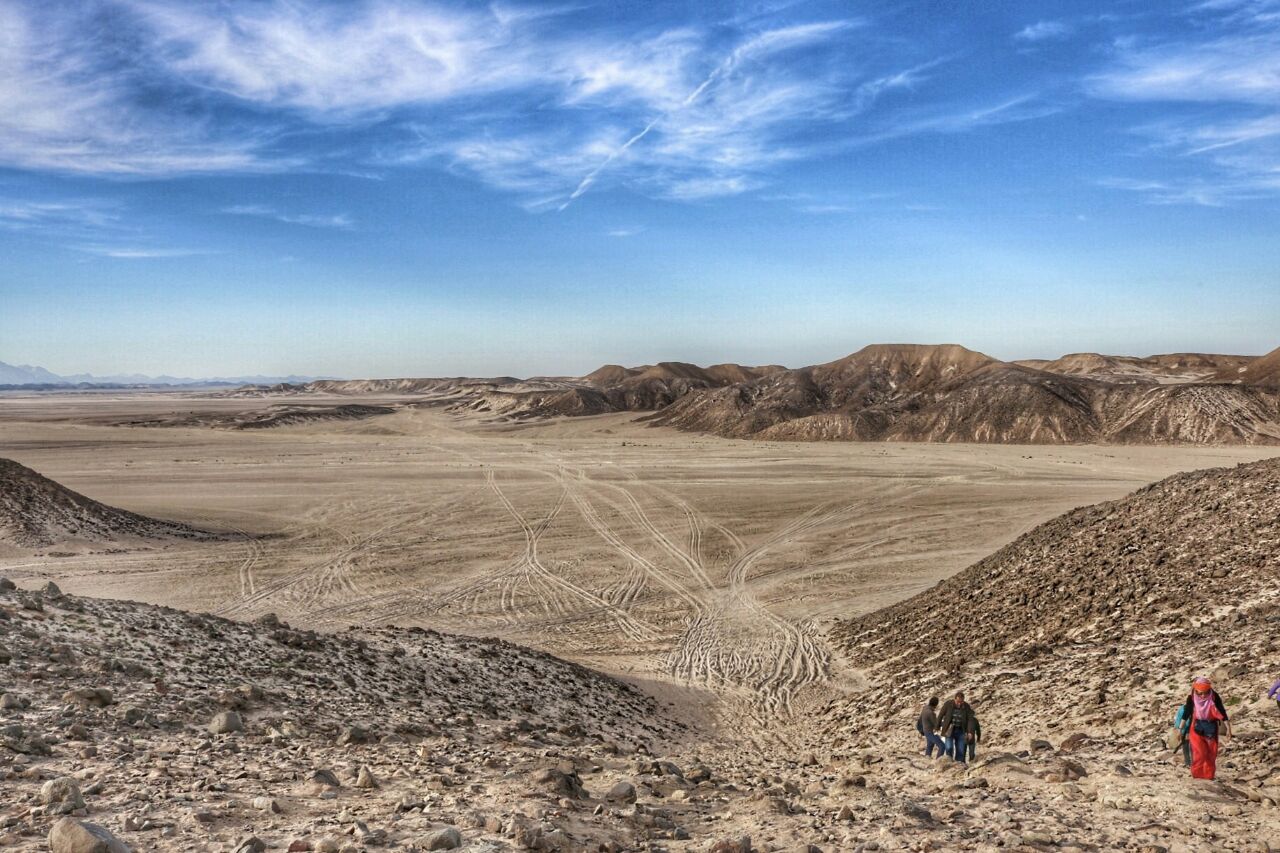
[0,577,15,592]
[40,778,87,815]
[208,710,243,735]
[311,768,341,788]
[355,766,378,789]
[43,580,63,597]
[709,837,752,853]
[421,827,463,850]
[233,838,267,853]
[62,687,113,708]
[252,796,281,813]
[605,781,637,803]
[336,725,370,745]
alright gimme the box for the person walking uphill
[917,697,946,758]
[937,691,977,763]
[1183,676,1231,780]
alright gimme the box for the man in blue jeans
[917,696,947,758]
[937,691,977,763]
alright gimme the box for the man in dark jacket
[917,696,946,758]
[937,691,977,763]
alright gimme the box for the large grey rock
[420,827,462,850]
[47,817,131,853]
[605,781,637,803]
[40,777,86,814]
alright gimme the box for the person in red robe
[1182,676,1230,780]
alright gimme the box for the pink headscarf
[1192,676,1216,721]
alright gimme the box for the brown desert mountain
[1015,352,1254,384]
[0,458,211,547]
[648,344,1280,444]
[1215,344,1280,387]
[214,343,1280,444]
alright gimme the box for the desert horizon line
[4,341,1277,386]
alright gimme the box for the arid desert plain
[5,387,1280,851]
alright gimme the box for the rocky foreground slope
[0,584,700,852]
[0,459,212,548]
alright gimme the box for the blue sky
[1,0,1278,377]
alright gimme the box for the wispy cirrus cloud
[126,0,545,117]
[401,24,935,207]
[1088,35,1280,105]
[0,199,122,233]
[851,94,1066,146]
[222,205,354,229]
[75,245,210,259]
[0,0,1049,210]
[1015,20,1073,43]
[0,4,273,175]
[1088,0,1280,204]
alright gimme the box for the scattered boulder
[311,768,341,788]
[336,724,370,745]
[252,796,282,813]
[605,781,637,803]
[534,766,586,799]
[62,688,113,708]
[420,826,463,850]
[208,710,244,735]
[355,766,378,789]
[47,817,130,853]
[40,777,86,814]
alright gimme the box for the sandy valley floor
[2,391,1276,734]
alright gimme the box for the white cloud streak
[1015,21,1073,42]
[223,205,354,229]
[75,245,209,259]
[1089,2,1280,204]
[0,4,278,175]
[0,1,1001,209]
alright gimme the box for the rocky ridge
[816,456,1280,851]
[0,585,704,851]
[647,345,1280,444]
[0,459,212,548]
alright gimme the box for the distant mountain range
[0,360,330,388]
[219,343,1280,445]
